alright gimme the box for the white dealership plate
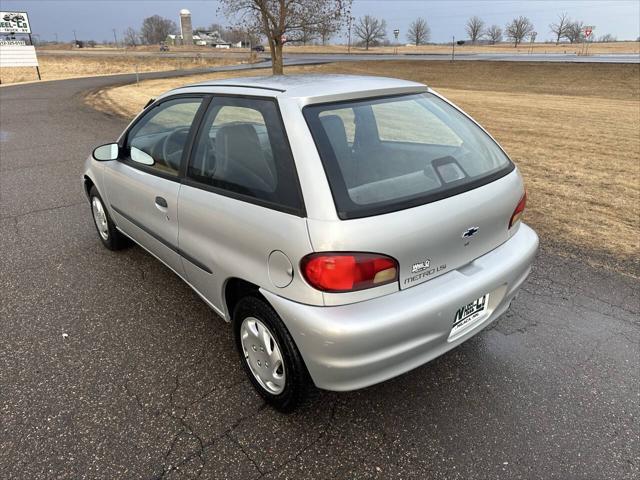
[450,294,489,337]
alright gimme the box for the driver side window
[126,98,203,177]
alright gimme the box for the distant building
[193,30,231,48]
[179,9,193,46]
[167,9,238,48]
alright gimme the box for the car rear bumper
[261,223,539,391]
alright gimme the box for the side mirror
[92,143,119,161]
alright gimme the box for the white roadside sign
[0,12,31,34]
[0,45,39,67]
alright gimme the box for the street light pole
[73,29,77,45]
[112,28,118,48]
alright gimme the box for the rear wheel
[89,186,129,250]
[233,296,310,412]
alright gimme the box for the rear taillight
[301,253,399,293]
[509,192,527,229]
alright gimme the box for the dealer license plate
[450,294,489,336]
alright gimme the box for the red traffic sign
[583,26,594,38]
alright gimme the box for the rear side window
[304,92,514,219]
[188,96,303,213]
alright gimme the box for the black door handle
[155,196,168,208]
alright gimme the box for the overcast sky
[3,0,639,43]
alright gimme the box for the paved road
[39,48,640,63]
[1,69,638,479]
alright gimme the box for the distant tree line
[80,8,625,52]
[458,12,617,47]
[351,11,618,50]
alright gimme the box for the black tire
[89,185,129,251]
[233,296,310,412]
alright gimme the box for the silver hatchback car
[84,75,538,411]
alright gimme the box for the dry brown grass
[0,54,243,84]
[88,61,640,272]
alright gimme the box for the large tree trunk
[272,42,284,75]
[268,38,278,73]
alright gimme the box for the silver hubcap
[91,197,109,241]
[240,317,286,395]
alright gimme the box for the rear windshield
[303,92,514,219]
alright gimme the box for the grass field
[87,61,640,274]
[0,54,245,84]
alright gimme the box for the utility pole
[73,29,77,45]
[451,35,455,62]
[112,28,118,48]
[347,16,354,54]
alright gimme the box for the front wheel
[89,186,129,250]
[233,296,310,412]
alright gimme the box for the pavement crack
[123,382,146,411]
[227,432,266,476]
[258,398,339,478]
[1,201,85,220]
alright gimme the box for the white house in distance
[166,9,240,48]
[166,31,238,48]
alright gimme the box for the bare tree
[354,15,386,50]
[296,20,317,45]
[230,27,261,46]
[465,16,485,43]
[219,0,351,75]
[564,21,584,43]
[407,17,430,46]
[317,14,340,45]
[140,15,177,45]
[505,16,535,47]
[549,12,570,45]
[598,33,616,43]
[485,24,502,44]
[123,27,138,47]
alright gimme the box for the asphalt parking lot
[1,72,638,479]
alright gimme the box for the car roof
[168,74,428,104]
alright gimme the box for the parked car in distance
[252,44,265,52]
[84,75,538,411]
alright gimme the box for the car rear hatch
[303,90,526,292]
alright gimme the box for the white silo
[180,9,193,46]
